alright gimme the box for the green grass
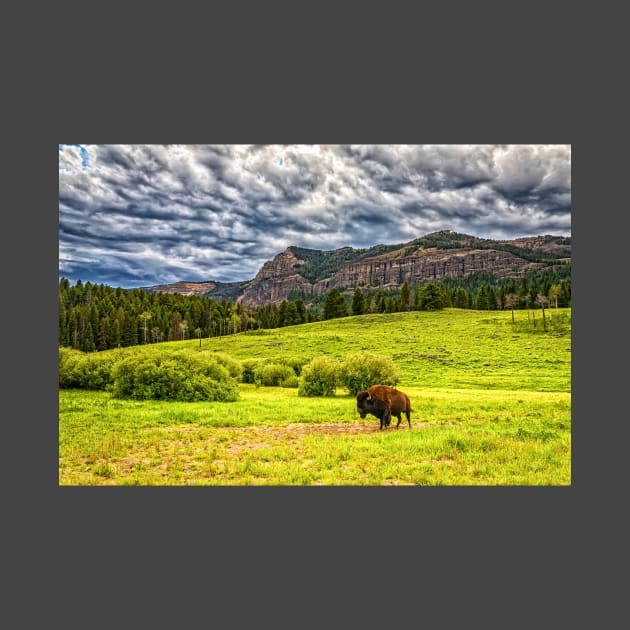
[59,308,571,486]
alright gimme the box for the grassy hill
[153,307,571,392]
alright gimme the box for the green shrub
[338,352,401,395]
[279,372,299,388]
[110,353,239,402]
[241,359,263,384]
[59,347,123,390]
[298,357,339,397]
[255,363,298,387]
[279,355,309,377]
[200,351,243,381]
[59,348,84,388]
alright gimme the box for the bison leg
[382,407,391,429]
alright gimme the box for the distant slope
[141,280,249,302]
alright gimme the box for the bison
[356,384,411,430]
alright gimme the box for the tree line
[59,271,571,352]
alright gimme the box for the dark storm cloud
[58,144,571,288]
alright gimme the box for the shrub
[241,359,263,384]
[59,347,123,390]
[200,351,243,381]
[110,353,239,402]
[59,348,84,388]
[279,355,309,377]
[298,357,339,397]
[255,363,298,387]
[279,372,299,388]
[338,352,401,395]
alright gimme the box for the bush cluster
[59,346,402,401]
[241,359,262,384]
[256,363,299,388]
[110,353,239,402]
[298,357,340,397]
[59,347,123,390]
[298,352,401,397]
[242,355,307,388]
[197,350,243,381]
[59,347,241,402]
[338,352,401,395]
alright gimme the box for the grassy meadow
[59,308,571,486]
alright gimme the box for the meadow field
[59,308,571,486]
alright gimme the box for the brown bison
[356,384,411,430]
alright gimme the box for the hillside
[141,279,249,302]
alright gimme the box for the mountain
[141,230,571,306]
[140,280,249,302]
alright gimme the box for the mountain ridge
[140,230,571,306]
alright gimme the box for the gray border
[9,0,612,627]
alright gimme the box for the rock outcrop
[312,248,541,294]
[238,246,546,306]
[141,231,571,307]
[238,248,312,306]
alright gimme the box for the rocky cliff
[311,248,541,294]
[237,244,553,306]
[238,248,313,306]
[142,231,571,307]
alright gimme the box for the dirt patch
[280,422,437,436]
[284,422,381,436]
[221,421,437,439]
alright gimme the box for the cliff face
[237,246,545,306]
[238,248,312,306]
[141,231,571,307]
[312,248,541,294]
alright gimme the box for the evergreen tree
[453,287,471,309]
[439,283,452,307]
[323,288,347,319]
[375,291,386,313]
[98,317,110,350]
[476,284,496,310]
[418,282,444,310]
[122,313,138,346]
[400,282,411,311]
[278,301,288,327]
[364,293,373,314]
[323,289,337,320]
[109,318,121,348]
[84,322,96,352]
[59,307,69,346]
[285,301,299,326]
[351,287,365,316]
[295,300,306,324]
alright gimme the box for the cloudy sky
[59,144,571,288]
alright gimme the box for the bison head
[355,390,372,418]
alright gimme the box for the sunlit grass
[59,308,571,486]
